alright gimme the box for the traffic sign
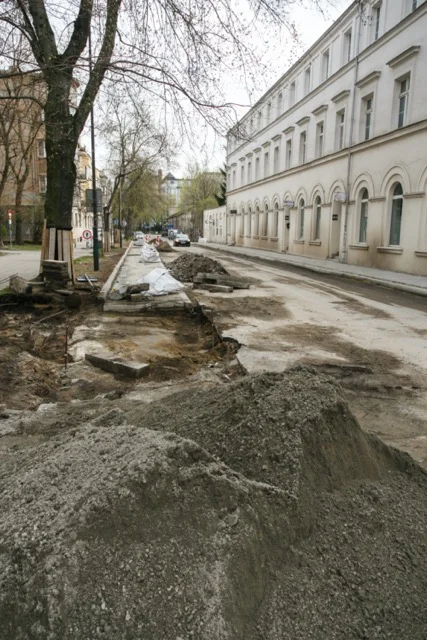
[82,229,92,240]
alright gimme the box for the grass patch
[73,256,93,265]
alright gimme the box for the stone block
[85,352,150,379]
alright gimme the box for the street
[181,245,427,467]
[0,246,93,285]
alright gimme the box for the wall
[203,206,227,243]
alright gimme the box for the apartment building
[226,0,427,275]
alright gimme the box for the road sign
[82,229,92,240]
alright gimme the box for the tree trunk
[44,71,78,232]
[14,178,27,245]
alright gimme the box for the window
[232,170,236,188]
[247,161,252,183]
[298,199,305,239]
[289,81,296,106]
[364,97,373,140]
[263,204,269,236]
[264,152,269,177]
[39,175,47,193]
[389,183,403,245]
[277,92,283,116]
[316,122,324,157]
[336,111,345,150]
[258,111,262,130]
[267,102,272,123]
[412,0,418,10]
[344,29,352,63]
[299,131,307,164]
[273,145,280,173]
[255,157,260,181]
[248,207,252,236]
[314,197,321,240]
[322,50,330,81]
[240,164,245,186]
[273,202,279,237]
[37,139,46,158]
[255,206,260,235]
[358,188,369,243]
[304,66,311,95]
[398,77,410,128]
[373,3,381,40]
[249,119,254,134]
[286,139,292,169]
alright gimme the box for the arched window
[358,188,369,243]
[298,199,305,239]
[254,206,260,236]
[248,206,252,236]
[314,196,322,240]
[389,183,403,246]
[263,203,269,236]
[273,202,279,237]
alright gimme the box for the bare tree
[0,0,333,257]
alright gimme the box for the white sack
[139,245,160,263]
[138,268,184,296]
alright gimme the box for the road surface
[0,246,94,285]
[175,245,427,467]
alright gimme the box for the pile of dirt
[168,253,228,282]
[156,240,174,252]
[1,369,427,639]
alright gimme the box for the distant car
[168,229,179,240]
[174,233,191,247]
[134,231,144,240]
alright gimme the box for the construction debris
[169,254,228,282]
[9,275,32,295]
[193,272,251,290]
[42,259,69,287]
[85,351,150,378]
[196,283,233,293]
[1,370,427,638]
[108,282,150,301]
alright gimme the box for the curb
[98,243,133,302]
[202,244,427,299]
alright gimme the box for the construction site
[0,240,427,639]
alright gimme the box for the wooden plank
[69,231,75,283]
[62,231,71,280]
[58,230,63,262]
[48,228,55,260]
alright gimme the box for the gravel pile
[1,369,426,639]
[168,254,228,282]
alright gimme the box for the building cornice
[356,70,381,89]
[239,157,246,162]
[245,152,253,158]
[331,89,350,103]
[387,45,420,69]
[272,134,282,142]
[283,126,295,135]
[262,140,271,148]
[253,147,261,153]
[296,116,310,127]
[312,104,328,117]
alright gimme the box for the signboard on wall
[334,192,347,203]
[283,200,294,208]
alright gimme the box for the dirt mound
[168,253,228,282]
[157,240,174,252]
[1,370,427,639]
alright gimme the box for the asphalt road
[187,244,427,467]
[0,246,93,285]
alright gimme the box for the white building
[226,0,427,275]
[203,206,227,243]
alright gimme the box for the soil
[0,370,426,639]
[169,254,228,282]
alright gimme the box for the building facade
[226,0,427,275]
[203,206,227,243]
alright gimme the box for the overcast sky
[84,0,353,178]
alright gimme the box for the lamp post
[88,30,99,271]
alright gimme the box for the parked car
[168,229,179,240]
[134,231,144,240]
[173,233,191,247]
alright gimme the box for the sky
[82,0,353,179]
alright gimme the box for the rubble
[193,272,251,292]
[85,352,150,378]
[1,369,427,638]
[169,253,228,282]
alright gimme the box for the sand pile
[168,254,228,282]
[1,369,427,639]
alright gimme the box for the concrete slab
[85,352,150,378]
[102,242,194,313]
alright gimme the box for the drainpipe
[342,2,363,263]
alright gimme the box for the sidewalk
[201,242,427,297]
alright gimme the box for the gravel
[0,368,426,639]
[168,254,228,282]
